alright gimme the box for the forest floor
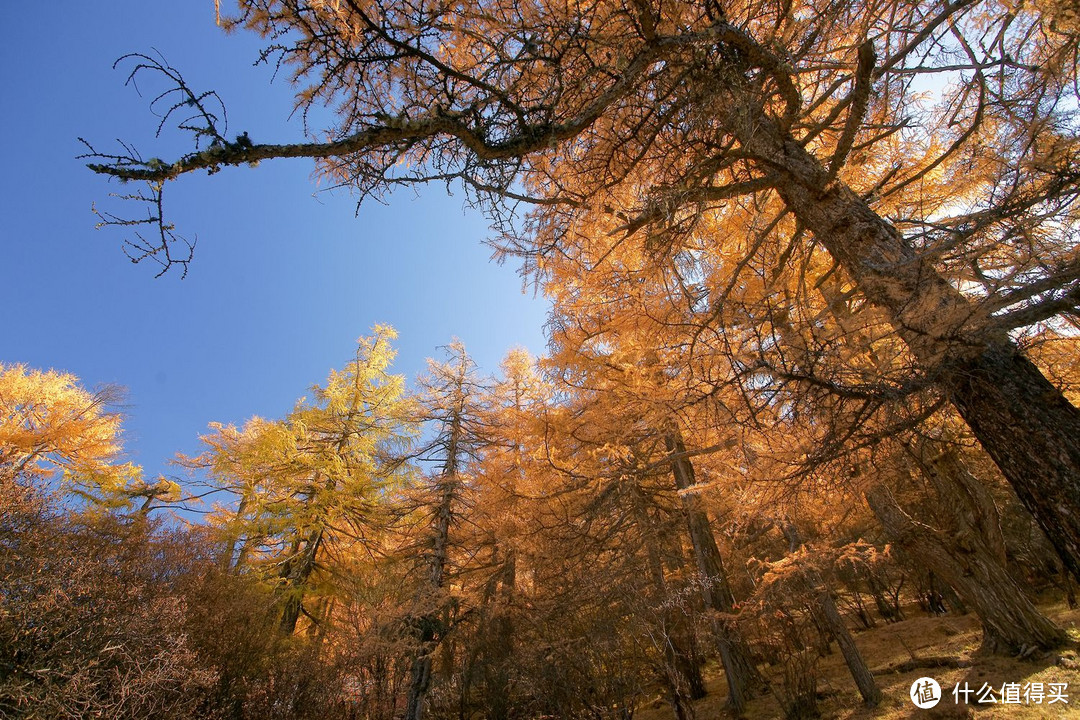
[635,600,1080,719]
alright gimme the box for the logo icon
[911,677,941,709]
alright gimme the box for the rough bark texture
[724,102,1080,583]
[917,444,1009,566]
[665,431,763,713]
[945,345,1080,577]
[866,484,1064,654]
[816,590,880,705]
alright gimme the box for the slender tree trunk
[782,523,881,706]
[664,431,763,713]
[845,585,875,630]
[220,496,249,570]
[865,571,901,622]
[406,473,457,720]
[866,484,1064,653]
[725,103,1080,581]
[628,481,701,718]
[817,590,881,705]
[483,551,516,720]
[407,381,467,720]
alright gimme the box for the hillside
[636,601,1080,719]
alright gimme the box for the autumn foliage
[12,0,1080,717]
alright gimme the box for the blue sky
[0,2,549,484]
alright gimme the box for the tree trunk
[945,346,1080,576]
[815,590,880,705]
[278,527,323,635]
[866,484,1064,653]
[405,634,436,720]
[665,431,763,713]
[913,442,1009,566]
[842,583,875,630]
[628,480,702,718]
[725,104,1080,582]
[864,571,901,622]
[405,478,456,720]
[782,523,881,706]
[483,552,516,720]
[407,385,466,720]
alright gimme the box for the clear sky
[0,2,549,484]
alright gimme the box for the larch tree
[0,364,125,483]
[861,432,1066,654]
[191,326,416,634]
[84,2,1080,582]
[0,365,217,719]
[0,363,176,513]
[399,340,482,720]
[532,399,707,715]
[537,332,773,712]
[457,348,543,720]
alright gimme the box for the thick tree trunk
[665,431,763,713]
[866,484,1064,653]
[727,106,1080,581]
[278,527,323,635]
[406,635,436,720]
[915,444,1009,566]
[945,345,1080,576]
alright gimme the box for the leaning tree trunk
[866,484,1064,654]
[665,431,763,713]
[814,590,881,705]
[724,102,1080,583]
[782,523,881,706]
[912,441,1009,566]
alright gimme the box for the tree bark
[407,402,464,720]
[866,484,1064,653]
[817,590,881,705]
[665,431,763,713]
[945,346,1080,576]
[482,552,516,720]
[723,103,1080,583]
[915,444,1009,567]
[278,527,323,635]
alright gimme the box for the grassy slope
[635,602,1080,719]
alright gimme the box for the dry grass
[634,602,1080,719]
